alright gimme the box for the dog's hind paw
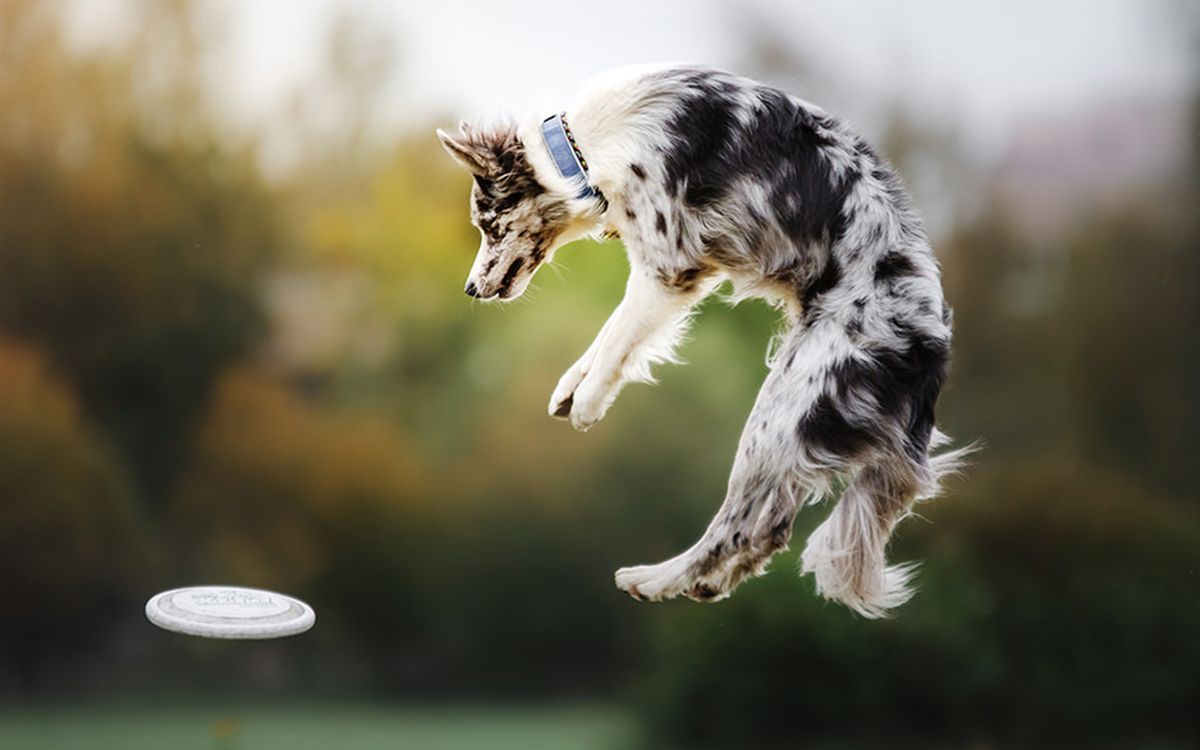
[615,559,705,602]
[615,565,674,601]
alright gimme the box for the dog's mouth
[465,256,538,301]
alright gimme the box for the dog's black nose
[464,281,480,298]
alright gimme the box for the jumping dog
[438,64,970,616]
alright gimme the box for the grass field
[0,704,639,750]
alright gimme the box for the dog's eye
[478,217,503,242]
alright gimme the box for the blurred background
[2,1,1198,747]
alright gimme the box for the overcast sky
[68,0,1195,158]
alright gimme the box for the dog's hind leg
[613,461,806,603]
[615,327,838,603]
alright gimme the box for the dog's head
[437,122,573,300]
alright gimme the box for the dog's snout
[464,280,480,298]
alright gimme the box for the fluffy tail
[800,432,974,618]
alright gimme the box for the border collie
[438,64,969,617]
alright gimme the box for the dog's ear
[437,127,492,175]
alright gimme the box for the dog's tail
[800,431,973,618]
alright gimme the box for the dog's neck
[558,64,686,198]
[519,114,611,241]
[519,65,685,239]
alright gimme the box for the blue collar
[541,113,601,201]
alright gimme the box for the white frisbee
[145,586,315,639]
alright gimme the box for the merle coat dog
[438,64,969,616]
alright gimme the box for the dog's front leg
[555,269,707,431]
[548,315,617,419]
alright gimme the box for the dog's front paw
[569,402,603,432]
[550,393,573,418]
[549,364,586,420]
[567,380,613,431]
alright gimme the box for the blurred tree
[0,338,149,688]
[169,366,423,590]
[1057,210,1200,500]
[0,0,278,505]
